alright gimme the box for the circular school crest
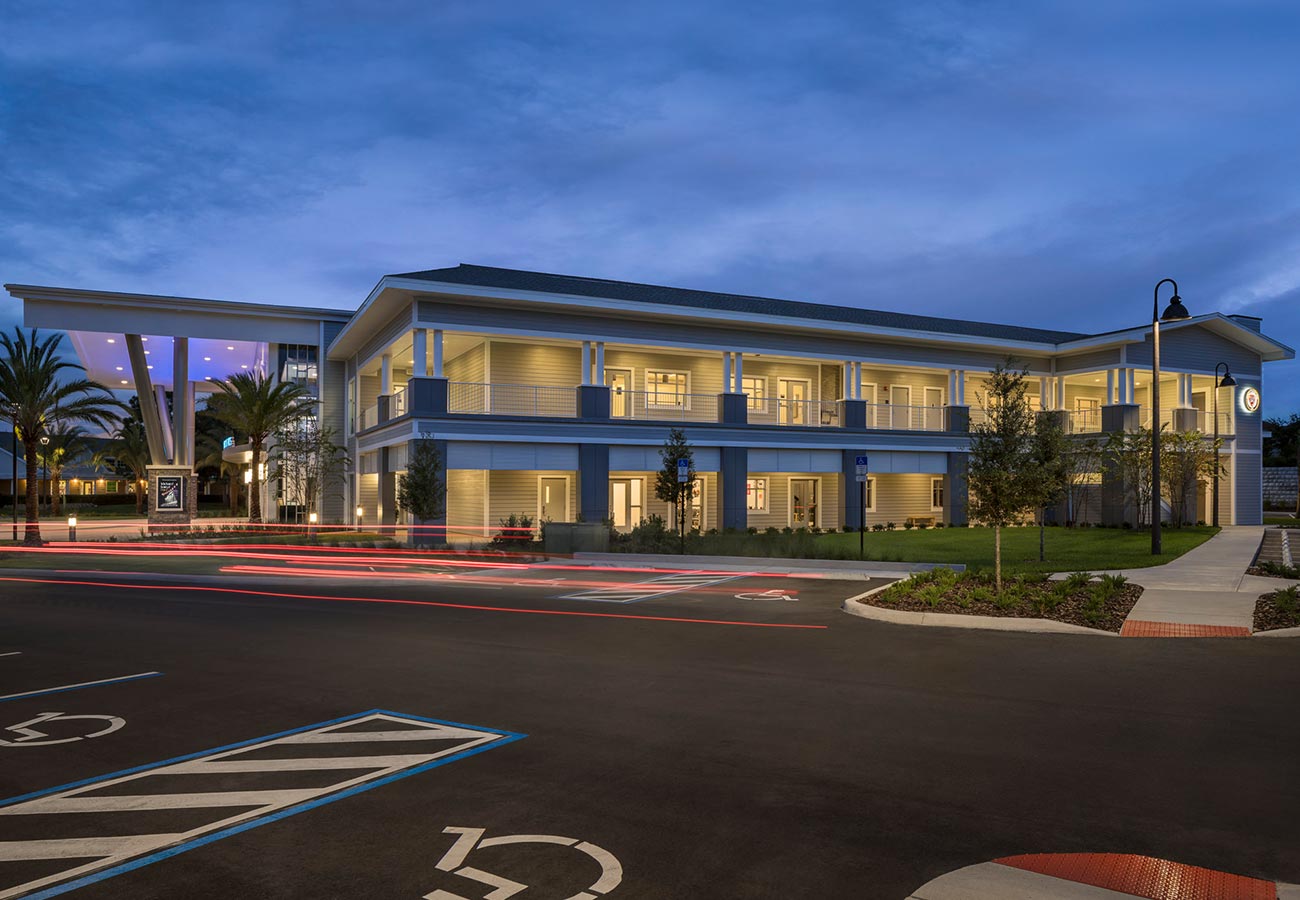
[1240,386,1260,414]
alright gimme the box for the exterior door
[538,477,569,523]
[779,379,808,425]
[890,385,911,430]
[608,477,643,531]
[790,478,818,528]
[606,369,632,418]
[923,386,944,431]
[690,478,705,532]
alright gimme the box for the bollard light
[67,516,77,542]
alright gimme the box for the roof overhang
[327,275,1067,361]
[1054,313,1295,362]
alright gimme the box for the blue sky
[2,1,1298,415]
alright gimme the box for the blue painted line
[1,709,526,900]
[0,671,163,705]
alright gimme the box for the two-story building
[7,264,1292,536]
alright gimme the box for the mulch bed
[860,576,1144,634]
[1253,590,1300,632]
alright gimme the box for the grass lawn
[1265,515,1298,526]
[0,550,232,575]
[812,525,1219,575]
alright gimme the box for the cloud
[1,0,1298,406]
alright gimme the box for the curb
[1253,626,1300,638]
[570,551,958,580]
[841,584,1118,636]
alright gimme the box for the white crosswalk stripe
[560,571,742,603]
[0,711,521,899]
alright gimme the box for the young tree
[208,372,315,523]
[1106,428,1154,527]
[1160,430,1223,527]
[967,360,1039,590]
[1264,413,1300,516]
[397,439,446,546]
[1063,436,1104,526]
[0,328,124,544]
[1029,411,1069,561]
[655,428,696,542]
[271,419,350,522]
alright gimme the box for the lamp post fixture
[38,435,50,516]
[1150,278,1191,555]
[1211,363,1236,528]
[9,413,16,542]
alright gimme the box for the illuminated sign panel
[1240,386,1260,415]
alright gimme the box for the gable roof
[394,264,1089,345]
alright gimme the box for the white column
[380,354,392,394]
[947,370,956,404]
[1106,369,1115,404]
[724,352,734,393]
[853,362,862,400]
[1039,377,1049,410]
[1127,368,1136,404]
[1054,376,1065,410]
[844,362,852,400]
[183,381,196,469]
[432,329,444,378]
[595,342,605,384]
[412,329,428,378]
[581,341,591,385]
[734,352,743,390]
[156,384,175,464]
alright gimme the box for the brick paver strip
[996,852,1275,899]
[1119,620,1252,638]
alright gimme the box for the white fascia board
[325,281,410,361]
[396,277,1061,356]
[5,284,351,323]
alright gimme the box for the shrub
[627,515,677,553]
[903,521,914,530]
[1063,571,1094,592]
[885,522,896,531]
[872,523,885,532]
[969,586,995,605]
[489,513,535,549]
[1100,573,1128,592]
[1272,585,1299,615]
[1257,560,1300,579]
[935,522,946,529]
[995,585,1023,609]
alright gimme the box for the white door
[862,382,878,428]
[606,369,632,418]
[538,477,569,523]
[790,478,818,528]
[779,379,809,425]
[923,386,944,431]
[890,385,911,429]
[609,478,643,530]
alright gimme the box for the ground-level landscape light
[67,516,77,541]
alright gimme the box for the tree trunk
[249,442,262,523]
[1038,511,1045,562]
[229,472,239,515]
[23,440,41,545]
[135,482,145,515]
[50,467,61,518]
[994,524,1002,592]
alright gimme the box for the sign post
[677,458,689,555]
[855,455,869,561]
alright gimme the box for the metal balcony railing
[391,386,407,418]
[359,403,379,431]
[864,403,947,431]
[449,382,578,417]
[609,390,718,422]
[747,399,841,427]
[1066,408,1103,434]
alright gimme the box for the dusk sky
[2,1,1298,414]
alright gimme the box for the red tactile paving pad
[1120,619,1252,638]
[996,853,1275,900]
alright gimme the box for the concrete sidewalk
[1096,526,1264,591]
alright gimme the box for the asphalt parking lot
[1,562,1298,898]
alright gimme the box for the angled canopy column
[155,386,175,462]
[172,337,190,467]
[125,334,168,465]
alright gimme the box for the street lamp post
[1150,278,1190,555]
[1212,363,1236,528]
[9,415,16,542]
[38,435,50,517]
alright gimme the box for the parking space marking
[0,671,162,704]
[0,709,525,900]
[0,652,20,658]
[560,571,744,603]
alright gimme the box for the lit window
[646,370,688,407]
[746,477,768,511]
[931,477,944,511]
[741,376,767,411]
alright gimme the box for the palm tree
[104,421,151,514]
[36,424,96,518]
[0,329,123,544]
[208,372,314,522]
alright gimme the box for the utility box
[542,522,609,555]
